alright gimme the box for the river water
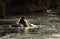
[0,13,60,39]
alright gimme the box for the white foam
[52,34,60,37]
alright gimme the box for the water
[0,13,60,39]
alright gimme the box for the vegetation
[0,0,6,18]
[0,0,60,18]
